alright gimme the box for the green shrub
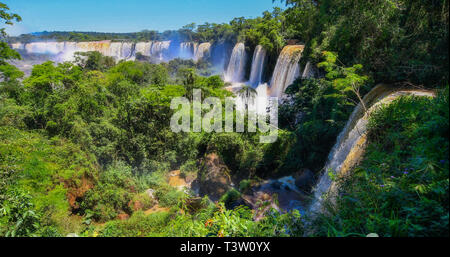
[155,186,185,208]
[220,188,241,208]
[239,179,252,193]
[80,162,136,221]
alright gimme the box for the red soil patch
[117,213,130,220]
[65,175,94,210]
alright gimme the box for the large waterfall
[24,42,65,55]
[12,41,177,62]
[11,42,25,50]
[121,42,135,60]
[108,42,123,59]
[135,42,152,57]
[76,41,111,56]
[269,45,304,98]
[302,61,314,79]
[150,41,171,61]
[13,41,305,91]
[225,43,247,83]
[194,43,211,62]
[249,45,267,87]
[309,85,435,214]
[179,42,195,59]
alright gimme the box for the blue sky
[3,0,284,36]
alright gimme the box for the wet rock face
[295,169,315,192]
[194,153,232,201]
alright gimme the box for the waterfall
[59,42,79,61]
[151,41,171,61]
[254,83,270,115]
[108,42,123,59]
[302,61,315,79]
[11,42,25,50]
[179,42,195,59]
[309,85,435,214]
[16,40,181,62]
[210,42,231,74]
[63,42,78,53]
[121,42,135,60]
[135,42,152,57]
[269,45,304,98]
[76,42,89,53]
[75,41,111,56]
[194,43,211,61]
[225,43,247,83]
[24,42,62,55]
[55,42,65,53]
[249,45,267,87]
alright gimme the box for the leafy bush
[155,186,186,208]
[80,162,136,221]
[219,188,241,208]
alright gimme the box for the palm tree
[237,84,257,110]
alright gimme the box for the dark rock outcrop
[193,153,232,201]
[295,169,315,192]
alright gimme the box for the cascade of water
[55,42,65,53]
[76,41,111,56]
[302,61,315,79]
[210,42,231,74]
[135,42,152,57]
[269,45,304,98]
[24,42,62,55]
[225,43,247,83]
[63,42,78,53]
[194,42,211,61]
[179,42,195,59]
[108,42,123,60]
[151,41,171,61]
[10,42,25,50]
[75,42,89,52]
[58,42,79,61]
[249,45,267,87]
[309,85,435,214]
[121,42,135,60]
[254,83,270,115]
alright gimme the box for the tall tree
[0,2,21,38]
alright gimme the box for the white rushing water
[11,42,25,50]
[194,42,211,62]
[121,42,135,60]
[179,42,195,59]
[249,45,267,87]
[135,42,152,57]
[150,41,171,61]
[302,61,314,79]
[269,45,304,98]
[309,85,435,214]
[12,40,205,63]
[225,42,247,83]
[24,42,62,55]
[108,42,123,59]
